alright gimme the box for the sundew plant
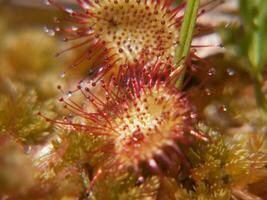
[0,0,267,199]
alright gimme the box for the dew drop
[97,66,104,73]
[44,0,51,6]
[59,72,66,78]
[55,135,62,144]
[65,8,74,14]
[208,67,216,76]
[218,43,224,48]
[24,145,32,154]
[71,26,78,31]
[48,29,55,36]
[148,159,158,169]
[87,191,93,199]
[219,105,227,112]
[54,27,60,32]
[67,91,72,98]
[44,26,55,36]
[54,17,60,23]
[81,2,90,9]
[85,28,94,35]
[190,112,197,120]
[204,88,211,96]
[136,176,144,185]
[43,26,49,33]
[62,37,69,42]
[226,68,235,76]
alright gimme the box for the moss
[92,173,159,200]
[0,82,56,143]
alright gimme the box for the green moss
[56,131,107,166]
[0,82,56,143]
[92,173,159,200]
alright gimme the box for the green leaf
[174,0,200,67]
[174,0,200,87]
[240,0,267,81]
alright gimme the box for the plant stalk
[174,0,200,88]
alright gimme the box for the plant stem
[174,0,200,88]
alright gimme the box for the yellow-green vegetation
[0,82,56,143]
[176,125,267,200]
[93,173,159,200]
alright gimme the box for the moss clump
[0,81,56,143]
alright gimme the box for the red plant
[41,62,207,176]
[47,0,187,78]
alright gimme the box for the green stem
[174,0,200,87]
